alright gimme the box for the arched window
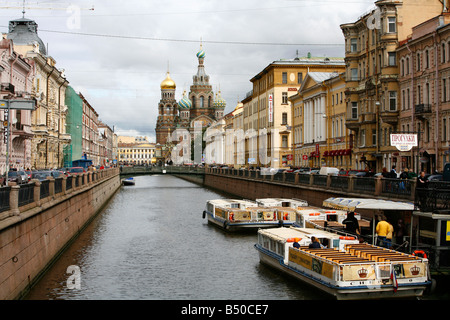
[200,96,204,108]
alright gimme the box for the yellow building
[340,0,443,172]
[247,54,345,168]
[290,72,351,169]
[117,136,155,165]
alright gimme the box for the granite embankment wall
[202,173,339,207]
[0,168,121,300]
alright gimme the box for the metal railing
[18,183,34,206]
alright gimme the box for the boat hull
[255,244,428,300]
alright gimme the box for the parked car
[347,170,363,176]
[68,167,85,176]
[338,169,348,176]
[32,170,53,181]
[7,170,28,184]
[319,167,339,176]
[427,174,443,181]
[51,170,65,178]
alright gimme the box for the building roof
[7,17,46,55]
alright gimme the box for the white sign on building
[268,94,273,123]
[390,134,418,151]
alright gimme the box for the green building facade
[64,86,83,167]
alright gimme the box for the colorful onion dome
[178,91,192,109]
[213,91,226,109]
[196,43,205,59]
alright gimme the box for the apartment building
[246,54,345,168]
[340,0,443,172]
[397,12,450,173]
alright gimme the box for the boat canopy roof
[259,226,350,242]
[256,198,308,207]
[207,199,257,208]
[322,197,414,211]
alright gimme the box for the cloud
[0,0,373,142]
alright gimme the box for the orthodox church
[155,45,226,145]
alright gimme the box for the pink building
[0,38,35,173]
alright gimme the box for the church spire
[194,40,209,85]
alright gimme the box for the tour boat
[255,198,309,226]
[254,226,431,300]
[202,199,292,231]
[122,177,135,186]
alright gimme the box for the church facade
[155,45,226,145]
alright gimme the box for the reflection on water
[25,175,328,300]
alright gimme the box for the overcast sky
[0,0,376,142]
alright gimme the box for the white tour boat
[255,198,309,226]
[255,226,431,300]
[203,199,288,231]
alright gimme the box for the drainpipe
[46,65,55,169]
[57,76,68,168]
[434,32,439,171]
[406,43,415,172]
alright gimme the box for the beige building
[340,0,443,172]
[7,18,71,169]
[0,38,35,173]
[246,54,345,168]
[290,72,351,169]
[397,12,450,173]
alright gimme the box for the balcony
[11,123,33,139]
[414,104,431,120]
[345,116,360,131]
[380,110,399,125]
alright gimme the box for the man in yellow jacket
[376,216,394,248]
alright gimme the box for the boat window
[207,203,214,212]
[327,215,337,222]
[231,203,239,208]
[321,238,330,248]
[332,239,340,248]
[281,202,289,207]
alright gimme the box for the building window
[388,17,396,33]
[298,72,303,84]
[351,102,358,119]
[350,68,358,81]
[282,92,288,104]
[443,79,447,102]
[372,129,377,146]
[282,72,287,84]
[282,135,288,148]
[444,118,447,141]
[360,129,365,147]
[417,53,421,71]
[426,50,430,69]
[389,91,397,111]
[388,52,396,66]
[443,43,446,63]
[350,38,357,52]
[282,112,288,125]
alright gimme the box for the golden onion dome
[160,72,176,90]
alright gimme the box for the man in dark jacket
[342,212,360,236]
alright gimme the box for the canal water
[25,174,329,300]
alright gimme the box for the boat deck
[294,243,423,265]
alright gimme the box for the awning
[322,197,414,211]
[323,150,329,156]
